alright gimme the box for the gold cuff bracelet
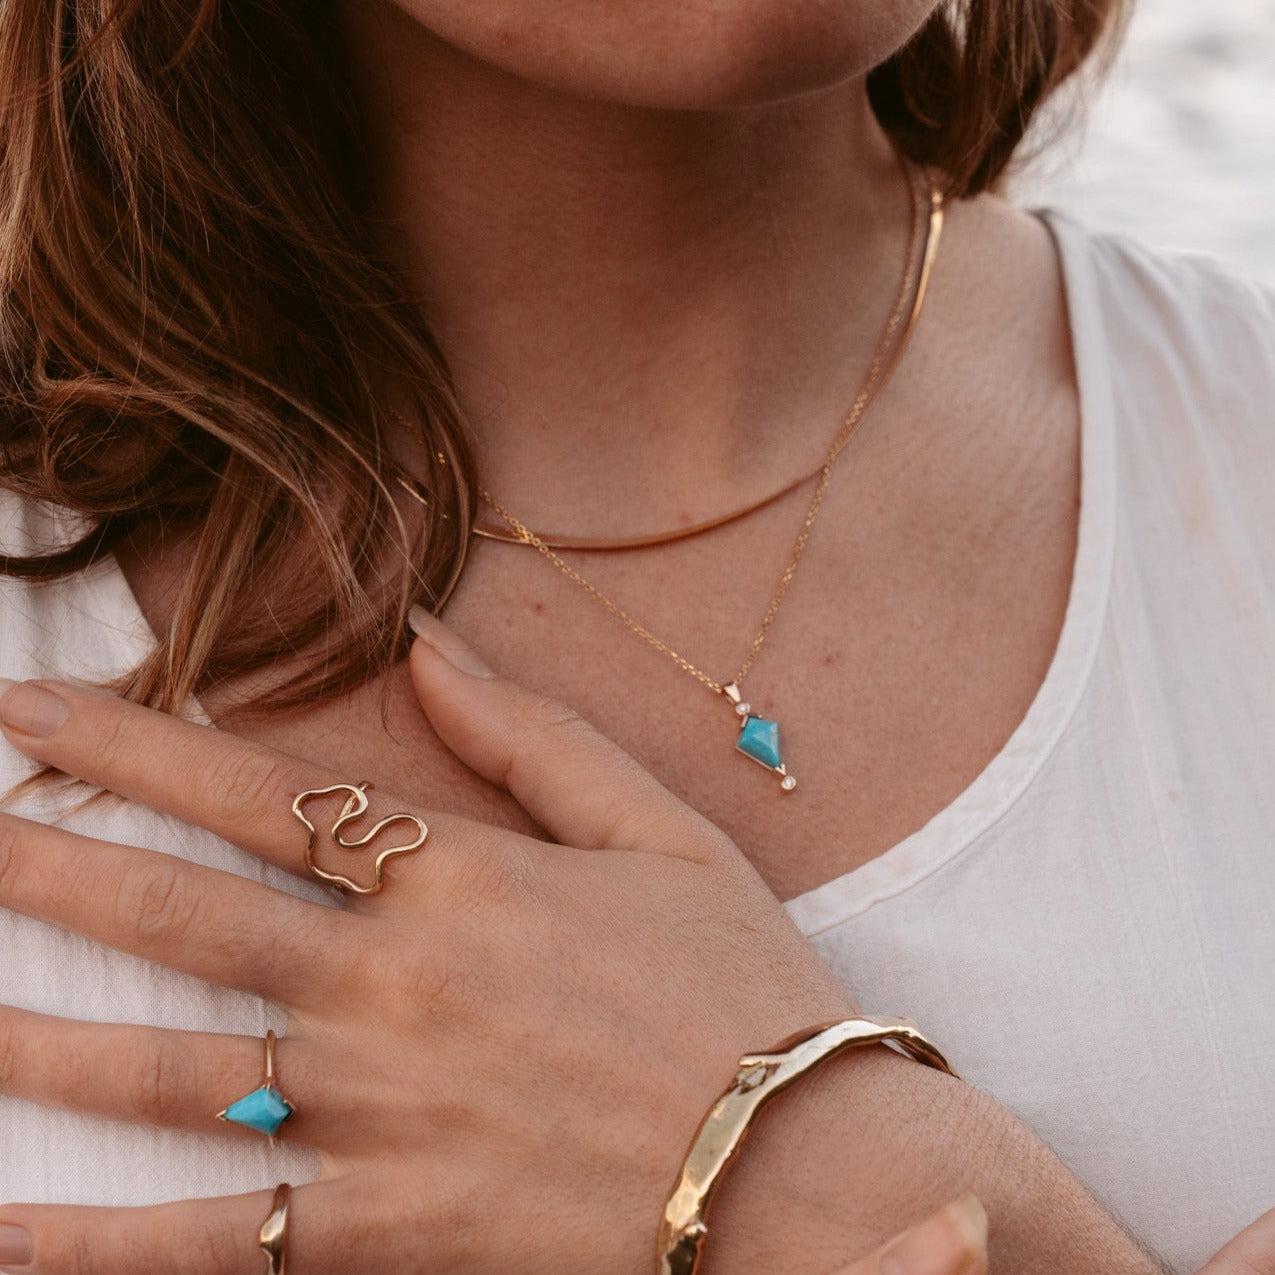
[657,1015,956,1275]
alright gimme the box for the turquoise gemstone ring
[218,1030,296,1143]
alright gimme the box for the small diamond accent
[734,701,751,717]
[781,775,797,792]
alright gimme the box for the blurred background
[1015,0,1275,283]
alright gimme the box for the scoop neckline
[784,207,1118,936]
[101,207,1116,936]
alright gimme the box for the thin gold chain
[479,489,730,693]
[479,165,943,697]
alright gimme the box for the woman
[0,0,1271,1272]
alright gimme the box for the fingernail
[0,681,69,738]
[407,605,494,679]
[881,1194,988,1275]
[0,1222,33,1266]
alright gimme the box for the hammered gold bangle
[657,1015,957,1275]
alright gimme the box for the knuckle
[67,1226,100,1275]
[521,690,585,736]
[241,918,308,987]
[195,1220,243,1275]
[112,1226,158,1275]
[395,948,458,1014]
[123,861,203,948]
[0,1018,18,1089]
[127,1036,191,1123]
[0,832,19,902]
[504,693,607,809]
[206,746,292,820]
[258,903,327,966]
[384,935,488,1023]
[465,840,538,910]
[435,837,539,915]
[423,1170,481,1240]
[91,705,136,773]
[0,815,29,898]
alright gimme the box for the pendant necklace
[448,162,941,792]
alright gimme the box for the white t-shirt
[1,210,1273,1273]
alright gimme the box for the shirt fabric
[1,209,1273,1273]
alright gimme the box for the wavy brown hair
[0,0,1128,719]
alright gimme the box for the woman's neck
[344,2,914,532]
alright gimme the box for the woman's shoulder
[1066,213,1275,315]
[1040,206,1275,404]
[1037,210,1275,603]
[1034,208,1275,528]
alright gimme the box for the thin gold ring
[259,1183,292,1275]
[220,1025,299,1147]
[292,781,428,895]
[216,1029,296,1143]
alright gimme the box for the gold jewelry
[292,782,428,895]
[259,1183,292,1275]
[478,164,944,791]
[472,466,822,551]
[658,1016,955,1275]
[217,1029,296,1142]
[470,156,936,553]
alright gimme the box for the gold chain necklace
[470,464,820,551]
[475,165,945,792]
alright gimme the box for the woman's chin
[622,2,936,109]
[393,0,938,111]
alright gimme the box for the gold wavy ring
[259,1183,292,1275]
[292,782,428,895]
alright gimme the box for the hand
[0,615,898,1274]
[1,618,1266,1275]
[827,1201,1275,1275]
[1198,1207,1275,1274]
[832,1196,988,1275]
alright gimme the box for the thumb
[1197,1207,1275,1274]
[406,605,728,857]
[832,1195,988,1275]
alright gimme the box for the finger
[407,607,727,856]
[0,678,455,897]
[0,1182,357,1275]
[832,1195,988,1275]
[0,811,352,1006]
[0,1006,350,1149]
[1198,1207,1275,1274]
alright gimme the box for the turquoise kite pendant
[724,683,796,791]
